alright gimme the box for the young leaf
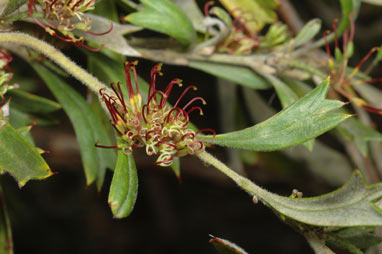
[209,235,248,254]
[108,151,138,219]
[189,61,271,90]
[0,120,52,186]
[125,0,196,46]
[294,19,322,47]
[199,78,350,151]
[32,64,116,189]
[0,185,12,254]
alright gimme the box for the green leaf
[219,0,277,33]
[8,89,61,114]
[199,78,350,151]
[260,170,382,226]
[0,120,52,186]
[337,0,361,35]
[0,185,13,254]
[173,0,206,32]
[125,0,196,46]
[189,61,271,90]
[0,0,27,18]
[294,19,322,47]
[32,64,116,189]
[209,235,248,254]
[91,0,119,21]
[170,157,181,182]
[108,151,138,218]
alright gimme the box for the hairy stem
[0,32,109,94]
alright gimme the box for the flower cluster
[28,0,112,51]
[97,62,215,167]
[323,16,382,114]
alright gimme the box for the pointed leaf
[170,157,181,182]
[0,120,52,186]
[108,151,138,218]
[8,89,61,114]
[199,78,350,151]
[32,64,116,189]
[125,0,196,46]
[209,236,248,254]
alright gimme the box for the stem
[196,150,268,199]
[0,32,109,95]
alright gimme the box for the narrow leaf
[125,0,196,46]
[199,78,350,151]
[189,61,271,90]
[32,64,116,189]
[294,19,322,47]
[170,157,181,182]
[173,0,205,32]
[209,235,248,254]
[8,89,61,114]
[108,151,138,218]
[0,120,52,186]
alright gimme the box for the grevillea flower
[96,62,215,167]
[323,16,382,115]
[28,0,113,51]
